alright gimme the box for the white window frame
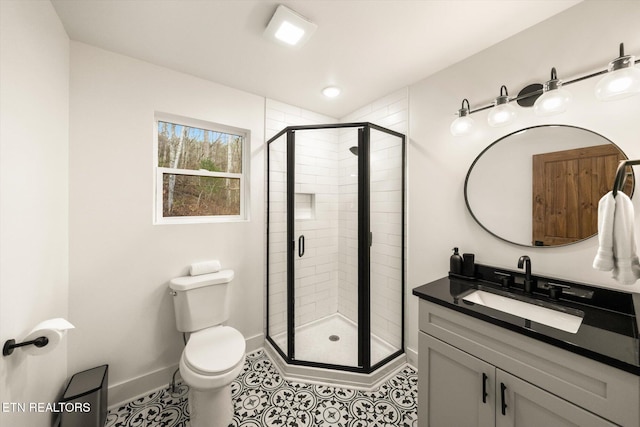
[153,113,250,224]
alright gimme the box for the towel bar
[612,159,640,197]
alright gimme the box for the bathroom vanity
[413,265,640,427]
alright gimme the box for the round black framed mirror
[464,125,634,247]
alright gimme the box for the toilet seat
[184,326,245,376]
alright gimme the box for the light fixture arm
[457,98,471,117]
[608,42,635,72]
[460,44,640,115]
[544,67,562,91]
[491,85,512,108]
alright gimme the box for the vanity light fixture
[450,42,640,136]
[534,67,572,116]
[322,86,341,98]
[264,5,317,47]
[595,43,640,101]
[450,99,474,136]
[487,86,517,127]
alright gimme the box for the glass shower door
[369,126,404,366]
[292,127,360,368]
[267,132,288,357]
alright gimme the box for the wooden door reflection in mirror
[532,144,632,246]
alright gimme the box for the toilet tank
[169,270,234,332]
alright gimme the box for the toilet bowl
[179,326,246,427]
[169,269,245,427]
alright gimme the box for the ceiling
[51,0,582,118]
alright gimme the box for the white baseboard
[108,364,179,409]
[406,345,418,370]
[244,332,264,354]
[107,333,265,409]
[264,341,408,391]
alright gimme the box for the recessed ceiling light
[265,5,317,47]
[322,86,341,98]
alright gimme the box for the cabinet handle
[482,373,488,403]
[500,382,508,415]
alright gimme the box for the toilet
[169,269,245,427]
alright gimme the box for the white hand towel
[593,191,640,285]
[611,192,640,285]
[190,260,221,276]
[593,191,616,271]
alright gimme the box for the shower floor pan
[267,313,406,390]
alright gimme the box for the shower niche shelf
[294,193,315,220]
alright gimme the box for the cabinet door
[495,370,616,427]
[419,332,495,427]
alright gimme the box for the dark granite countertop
[413,265,640,375]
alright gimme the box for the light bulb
[450,98,474,136]
[487,87,517,127]
[534,68,571,116]
[534,87,571,116]
[595,64,640,101]
[450,115,474,136]
[487,101,517,127]
[595,46,640,101]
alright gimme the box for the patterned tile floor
[105,349,418,426]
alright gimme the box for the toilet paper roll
[190,260,221,276]
[22,318,74,356]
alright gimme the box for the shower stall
[266,122,405,383]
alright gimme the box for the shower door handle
[298,235,305,257]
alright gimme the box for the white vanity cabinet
[495,370,615,427]
[419,332,495,427]
[418,299,640,427]
[420,333,615,427]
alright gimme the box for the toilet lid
[184,326,245,375]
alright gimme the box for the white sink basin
[462,290,583,334]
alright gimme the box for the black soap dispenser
[450,247,463,276]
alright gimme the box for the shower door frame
[266,122,406,374]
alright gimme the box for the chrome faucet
[517,255,535,293]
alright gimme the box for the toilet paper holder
[3,318,74,357]
[3,336,49,356]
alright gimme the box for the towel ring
[613,159,640,197]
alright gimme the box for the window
[154,114,248,224]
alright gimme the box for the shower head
[349,146,358,156]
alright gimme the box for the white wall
[68,42,265,406]
[407,0,640,356]
[0,1,70,426]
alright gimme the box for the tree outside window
[155,116,247,223]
